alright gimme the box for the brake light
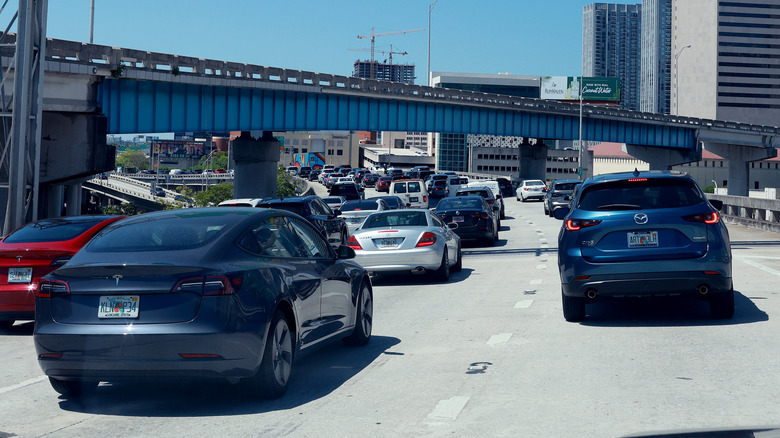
[173,275,238,296]
[684,211,719,224]
[628,178,648,182]
[487,199,494,204]
[565,219,602,231]
[37,279,69,297]
[416,232,437,247]
[347,235,363,250]
[474,212,489,218]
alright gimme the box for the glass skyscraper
[640,0,672,114]
[583,3,642,111]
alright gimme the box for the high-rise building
[674,0,780,126]
[353,61,415,84]
[640,0,672,114]
[583,3,642,111]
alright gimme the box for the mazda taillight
[37,279,70,298]
[474,212,489,218]
[416,232,437,247]
[684,211,719,224]
[347,235,363,250]
[565,219,602,231]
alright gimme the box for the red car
[376,176,393,193]
[0,215,125,329]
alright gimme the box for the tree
[277,166,298,197]
[197,151,229,171]
[115,150,150,171]
[193,183,234,206]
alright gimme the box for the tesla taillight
[416,232,437,247]
[173,275,236,296]
[37,279,69,297]
[50,256,71,266]
[565,219,602,231]
[684,211,719,224]
[347,235,363,250]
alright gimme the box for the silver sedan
[346,209,461,282]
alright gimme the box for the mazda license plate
[8,267,32,283]
[98,296,139,318]
[628,231,658,248]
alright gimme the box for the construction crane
[349,45,408,65]
[357,28,424,79]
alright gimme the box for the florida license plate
[98,296,139,318]
[377,238,401,248]
[628,231,658,248]
[7,267,32,283]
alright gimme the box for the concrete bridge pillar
[624,144,701,171]
[231,131,281,199]
[704,142,777,196]
[65,179,86,216]
[518,144,547,181]
[46,184,64,218]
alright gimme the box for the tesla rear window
[4,219,107,243]
[578,179,704,211]
[85,215,238,252]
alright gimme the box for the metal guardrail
[708,194,780,233]
[0,33,771,138]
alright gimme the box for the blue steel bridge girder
[98,78,697,150]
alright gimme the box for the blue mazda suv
[554,170,733,322]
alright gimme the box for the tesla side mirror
[337,245,356,259]
[553,207,569,220]
[709,199,723,211]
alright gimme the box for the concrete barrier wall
[708,193,780,233]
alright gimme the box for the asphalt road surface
[1,195,779,437]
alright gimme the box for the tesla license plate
[628,231,658,248]
[7,267,32,283]
[98,296,139,318]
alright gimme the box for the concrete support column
[231,131,281,199]
[624,144,701,170]
[518,144,547,181]
[65,179,86,216]
[46,184,64,218]
[704,142,777,196]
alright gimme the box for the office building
[640,0,673,114]
[583,3,642,111]
[674,0,780,126]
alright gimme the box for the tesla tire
[343,281,373,346]
[251,310,293,398]
[49,377,98,397]
[562,290,586,322]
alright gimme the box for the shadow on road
[0,320,33,336]
[580,290,768,327]
[56,335,402,417]
[370,268,473,285]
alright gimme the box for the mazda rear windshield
[577,179,704,211]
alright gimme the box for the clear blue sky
[47,0,601,85]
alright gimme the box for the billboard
[541,76,620,102]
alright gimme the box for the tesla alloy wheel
[344,281,373,346]
[253,310,294,398]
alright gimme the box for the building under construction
[353,61,415,84]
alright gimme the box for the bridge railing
[708,194,780,233]
[9,34,774,138]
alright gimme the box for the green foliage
[193,183,234,206]
[100,203,138,216]
[277,166,298,197]
[703,185,715,194]
[197,151,230,171]
[116,150,150,171]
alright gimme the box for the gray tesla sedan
[34,208,373,398]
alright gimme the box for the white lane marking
[736,255,780,260]
[515,300,534,309]
[427,396,471,421]
[486,333,513,346]
[530,279,543,285]
[536,264,547,270]
[0,376,47,395]
[738,258,780,277]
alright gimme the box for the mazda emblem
[634,213,648,225]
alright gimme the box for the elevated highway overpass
[1,30,779,231]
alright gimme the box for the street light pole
[89,0,95,44]
[427,0,439,86]
[674,44,691,115]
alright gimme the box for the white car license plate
[377,238,401,248]
[628,231,658,248]
[410,197,418,202]
[8,267,32,283]
[98,296,139,318]
[453,216,464,223]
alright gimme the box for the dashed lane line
[486,333,513,346]
[427,396,471,421]
[0,375,47,395]
[737,257,780,277]
[515,300,534,309]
